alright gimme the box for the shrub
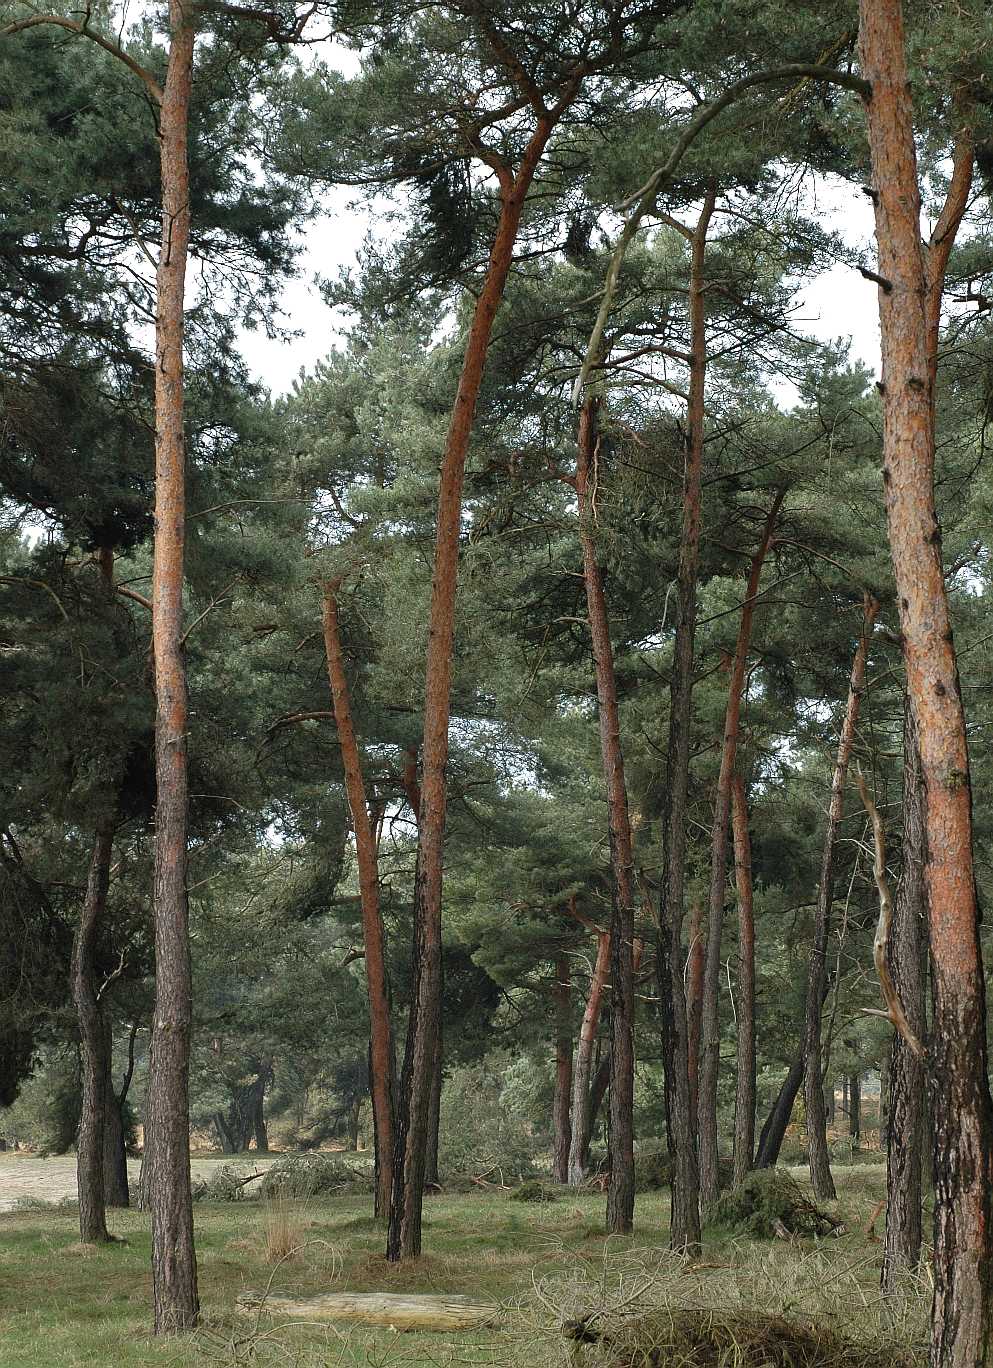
[709,1168,840,1238]
[633,1148,672,1192]
[192,1164,254,1202]
[509,1180,558,1203]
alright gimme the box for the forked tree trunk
[657,189,714,1255]
[804,593,878,1201]
[880,553,929,1283]
[551,954,573,1184]
[322,583,395,1220]
[387,114,559,1265]
[575,394,637,1233]
[146,0,198,1331]
[73,826,115,1244]
[567,903,611,1186]
[730,777,755,1187]
[858,6,993,1360]
[697,489,783,1208]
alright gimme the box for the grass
[0,1162,928,1367]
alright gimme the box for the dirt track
[0,1153,276,1212]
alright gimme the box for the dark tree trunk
[575,394,637,1234]
[73,826,115,1244]
[568,901,611,1185]
[424,1029,441,1187]
[698,490,783,1208]
[387,116,558,1265]
[824,1083,836,1128]
[730,777,755,1187]
[685,898,706,1130]
[103,1020,130,1208]
[849,1074,861,1147]
[858,8,993,1361]
[882,700,927,1290]
[657,189,714,1256]
[147,0,198,1331]
[253,1085,269,1154]
[804,594,878,1201]
[552,954,573,1184]
[755,1048,804,1168]
[322,584,395,1219]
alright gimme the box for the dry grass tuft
[261,1194,308,1264]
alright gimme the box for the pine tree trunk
[697,490,783,1208]
[147,0,198,1332]
[730,777,755,1187]
[849,1074,861,1146]
[858,8,993,1361]
[804,594,878,1201]
[387,118,556,1265]
[575,395,637,1233]
[73,826,115,1244]
[424,1029,441,1187]
[552,954,573,1184]
[322,584,395,1220]
[568,911,611,1186]
[685,898,706,1128]
[657,190,714,1255]
[103,1020,130,1208]
[755,1048,803,1168]
[882,704,927,1291]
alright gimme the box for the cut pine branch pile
[567,1308,922,1367]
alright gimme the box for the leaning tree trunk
[697,489,783,1209]
[730,777,755,1187]
[858,6,993,1362]
[567,902,611,1186]
[322,583,395,1220]
[657,188,714,1255]
[387,115,557,1265]
[755,1047,804,1168]
[575,394,637,1234]
[146,0,198,1332]
[551,953,573,1184]
[73,825,115,1244]
[804,593,878,1201]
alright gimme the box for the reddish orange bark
[322,583,395,1221]
[697,489,783,1207]
[146,0,198,1333]
[858,5,993,1362]
[387,116,558,1262]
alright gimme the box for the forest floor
[0,1160,928,1367]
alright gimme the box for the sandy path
[0,1153,277,1212]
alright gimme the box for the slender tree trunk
[697,490,783,1208]
[568,907,611,1185]
[552,953,573,1184]
[387,116,557,1265]
[146,0,198,1331]
[322,584,395,1220]
[804,594,878,1200]
[73,826,115,1244]
[103,1018,130,1208]
[575,395,637,1233]
[858,9,993,1362]
[882,706,927,1291]
[849,1074,861,1146]
[424,1029,441,1187]
[730,777,755,1187]
[657,189,714,1255]
[685,898,706,1129]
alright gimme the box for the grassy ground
[0,1162,927,1367]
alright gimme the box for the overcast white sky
[235,174,884,400]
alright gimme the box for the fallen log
[239,1291,497,1331]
